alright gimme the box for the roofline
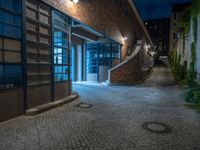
[128,0,155,50]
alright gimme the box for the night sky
[133,0,192,21]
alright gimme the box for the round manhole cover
[77,102,92,108]
[142,122,172,134]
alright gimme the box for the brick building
[0,0,153,122]
[144,18,170,57]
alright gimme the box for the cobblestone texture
[0,66,200,150]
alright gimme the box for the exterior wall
[42,0,144,59]
[196,15,200,78]
[0,89,24,122]
[27,84,51,108]
[55,82,70,100]
[172,14,200,79]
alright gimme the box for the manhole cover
[142,122,172,134]
[77,102,92,108]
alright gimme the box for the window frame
[0,0,22,89]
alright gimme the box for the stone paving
[1,66,200,150]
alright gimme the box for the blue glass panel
[3,24,21,38]
[0,65,3,77]
[2,11,21,27]
[54,66,62,73]
[0,23,2,36]
[63,66,68,74]
[54,30,68,47]
[0,10,2,22]
[63,74,68,81]
[4,65,22,86]
[62,49,67,64]
[55,74,63,81]
[54,54,62,64]
[1,0,21,13]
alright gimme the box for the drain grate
[76,102,92,108]
[142,122,172,134]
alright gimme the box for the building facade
[169,3,192,53]
[169,2,200,78]
[144,18,170,57]
[0,0,153,122]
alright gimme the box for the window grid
[86,43,121,74]
[0,0,22,89]
[53,10,70,82]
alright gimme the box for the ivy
[173,0,200,104]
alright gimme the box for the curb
[25,94,79,116]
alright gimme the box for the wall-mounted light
[71,0,79,4]
[123,36,127,41]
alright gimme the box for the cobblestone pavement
[1,66,200,150]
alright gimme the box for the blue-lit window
[0,0,22,89]
[0,65,22,89]
[54,66,69,81]
[0,0,22,39]
[86,43,121,74]
[0,0,21,13]
[54,47,67,64]
[53,10,70,82]
[86,44,98,74]
[54,29,68,48]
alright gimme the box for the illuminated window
[53,10,70,82]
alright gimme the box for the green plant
[174,0,200,104]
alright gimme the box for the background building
[169,2,192,53]
[144,18,170,57]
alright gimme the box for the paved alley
[0,66,200,150]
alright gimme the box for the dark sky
[133,0,192,20]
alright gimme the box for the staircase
[108,41,154,85]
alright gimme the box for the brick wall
[42,0,143,58]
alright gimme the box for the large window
[86,44,98,74]
[86,43,121,74]
[0,0,22,39]
[53,10,70,82]
[0,0,22,89]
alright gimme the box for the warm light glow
[123,36,127,41]
[72,0,79,4]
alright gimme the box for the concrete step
[26,94,79,116]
